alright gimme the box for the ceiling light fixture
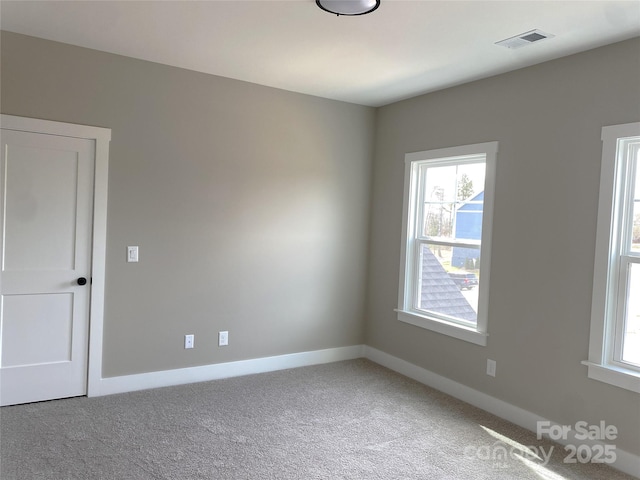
[316,0,380,16]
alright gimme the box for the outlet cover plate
[486,359,496,377]
[127,246,139,263]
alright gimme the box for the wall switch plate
[184,334,194,349]
[218,331,228,346]
[486,359,496,377]
[127,246,139,263]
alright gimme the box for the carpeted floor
[0,359,635,479]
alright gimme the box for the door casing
[0,114,111,398]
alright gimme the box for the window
[397,142,497,346]
[584,123,640,393]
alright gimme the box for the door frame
[1,114,110,398]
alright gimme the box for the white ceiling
[1,0,639,107]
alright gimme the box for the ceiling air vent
[495,29,555,49]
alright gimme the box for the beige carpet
[0,359,634,479]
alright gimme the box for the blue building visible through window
[452,191,484,269]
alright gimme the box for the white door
[0,128,95,406]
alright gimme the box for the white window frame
[583,122,640,393]
[396,142,497,346]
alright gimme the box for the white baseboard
[363,346,639,479]
[89,344,364,397]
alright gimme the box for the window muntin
[398,142,497,346]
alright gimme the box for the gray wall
[0,31,374,377]
[366,37,640,455]
[2,29,639,456]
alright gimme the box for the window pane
[422,199,456,239]
[420,163,485,242]
[456,163,486,203]
[417,243,479,323]
[622,263,640,366]
[421,164,456,239]
[632,150,640,253]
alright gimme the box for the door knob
[77,277,88,286]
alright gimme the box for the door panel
[0,129,95,406]
[3,144,80,271]
[1,293,74,367]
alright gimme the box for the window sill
[396,309,487,346]
[581,361,640,393]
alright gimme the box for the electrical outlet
[486,359,496,377]
[127,246,139,263]
[218,331,228,346]
[184,334,194,349]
